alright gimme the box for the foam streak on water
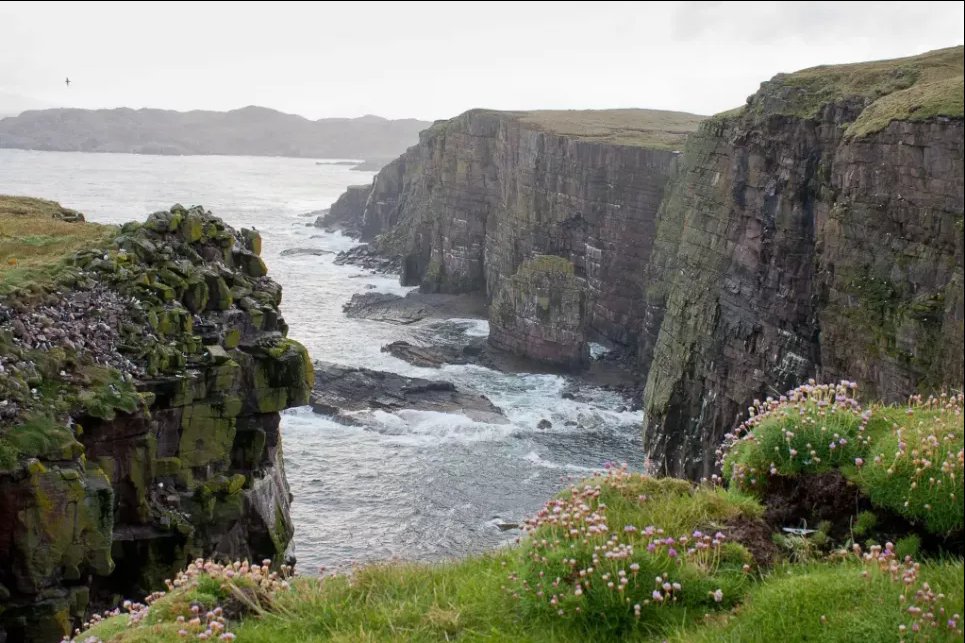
[0,149,644,572]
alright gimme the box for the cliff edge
[326,46,964,477]
[641,45,964,477]
[0,198,312,641]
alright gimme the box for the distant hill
[0,106,430,160]
[0,91,52,118]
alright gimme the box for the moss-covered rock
[489,256,589,369]
[1,201,312,640]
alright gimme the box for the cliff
[641,45,964,477]
[328,47,964,476]
[0,107,429,161]
[318,184,373,236]
[0,198,312,641]
[347,108,704,366]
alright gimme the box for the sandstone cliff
[328,47,964,478]
[0,201,312,641]
[641,46,964,477]
[349,108,704,366]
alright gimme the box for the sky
[1,1,962,121]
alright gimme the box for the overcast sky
[1,1,962,121]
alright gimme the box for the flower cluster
[720,380,869,489]
[853,543,963,642]
[508,465,737,632]
[63,558,295,642]
[175,605,233,640]
[855,392,964,535]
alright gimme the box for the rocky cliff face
[0,204,312,642]
[640,47,964,477]
[349,108,703,366]
[329,47,963,477]
[317,184,373,236]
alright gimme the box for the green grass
[739,45,963,136]
[1,413,81,462]
[74,470,965,643]
[448,108,705,150]
[722,384,964,538]
[0,194,115,294]
[670,559,964,643]
[853,402,965,536]
[517,109,705,150]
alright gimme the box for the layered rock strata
[328,48,964,477]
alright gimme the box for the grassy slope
[738,45,963,136]
[672,560,965,643]
[78,466,964,642]
[0,195,114,294]
[0,196,126,469]
[516,109,705,149]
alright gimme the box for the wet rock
[343,293,428,325]
[489,518,520,531]
[333,245,401,273]
[315,184,372,237]
[381,340,481,368]
[310,361,507,424]
[279,247,334,257]
[536,419,552,430]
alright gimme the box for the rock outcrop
[317,184,373,236]
[327,47,964,478]
[334,108,703,366]
[381,339,483,368]
[489,255,589,369]
[640,46,964,478]
[310,361,506,424]
[342,292,430,325]
[0,203,312,641]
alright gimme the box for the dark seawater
[0,148,643,572]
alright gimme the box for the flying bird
[65,77,71,86]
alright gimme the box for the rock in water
[381,340,479,368]
[333,245,401,273]
[310,361,507,424]
[279,247,334,257]
[342,292,429,324]
[316,184,372,237]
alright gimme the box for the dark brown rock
[310,361,506,424]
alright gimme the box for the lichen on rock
[0,200,312,641]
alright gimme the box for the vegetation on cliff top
[0,196,308,471]
[734,45,964,136]
[74,386,964,642]
[441,108,705,150]
[722,382,964,538]
[0,195,113,294]
[517,109,705,149]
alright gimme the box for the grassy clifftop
[433,108,705,150]
[516,108,705,149]
[0,195,113,294]
[735,45,964,136]
[74,385,964,642]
